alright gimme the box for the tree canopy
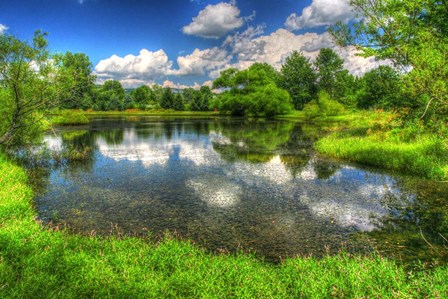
[330,0,448,122]
[0,31,55,146]
[279,51,317,110]
[213,63,293,117]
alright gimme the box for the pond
[32,116,448,264]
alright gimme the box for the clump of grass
[316,126,448,180]
[1,154,447,298]
[51,110,89,126]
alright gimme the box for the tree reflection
[212,120,294,163]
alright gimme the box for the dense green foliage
[330,0,448,123]
[128,85,155,110]
[279,51,317,110]
[1,155,447,298]
[55,52,96,110]
[213,63,293,116]
[0,31,54,147]
[303,91,346,118]
[92,80,126,111]
[314,48,346,100]
[357,65,406,110]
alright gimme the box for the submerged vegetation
[1,154,447,297]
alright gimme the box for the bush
[217,84,293,117]
[303,92,345,118]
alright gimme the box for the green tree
[93,80,125,111]
[0,31,56,147]
[330,0,448,122]
[199,86,212,111]
[314,48,345,99]
[172,93,185,111]
[190,90,203,111]
[212,68,239,90]
[280,51,317,110]
[358,66,405,110]
[55,52,96,109]
[213,64,293,117]
[160,87,174,109]
[130,85,153,110]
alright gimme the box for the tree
[212,68,239,90]
[214,64,293,117]
[199,86,212,111]
[358,65,405,110]
[0,31,56,147]
[130,85,153,109]
[93,80,125,111]
[160,87,174,109]
[172,93,185,111]
[280,51,317,110]
[314,48,345,99]
[330,0,448,122]
[55,52,96,109]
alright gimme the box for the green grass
[51,110,90,126]
[315,121,448,180]
[1,154,447,298]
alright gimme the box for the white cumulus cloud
[182,2,245,39]
[94,49,174,87]
[0,24,8,35]
[175,47,232,76]
[285,0,354,31]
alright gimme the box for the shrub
[303,92,345,118]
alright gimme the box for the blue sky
[0,0,379,88]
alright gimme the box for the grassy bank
[0,154,447,298]
[311,111,448,180]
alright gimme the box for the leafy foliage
[93,80,125,111]
[213,63,293,117]
[330,0,448,122]
[54,52,96,110]
[314,48,346,99]
[0,31,54,147]
[303,91,346,118]
[358,65,407,110]
[279,51,317,110]
[129,85,154,110]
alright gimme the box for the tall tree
[314,48,345,99]
[55,52,96,109]
[280,51,317,110]
[172,93,185,111]
[94,80,125,111]
[213,64,293,116]
[160,87,174,109]
[330,0,448,121]
[0,31,56,146]
[130,85,153,109]
[358,65,405,110]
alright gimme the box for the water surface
[34,117,448,263]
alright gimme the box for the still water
[34,117,447,263]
